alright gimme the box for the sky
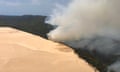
[0,0,70,16]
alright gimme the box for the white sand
[0,27,94,72]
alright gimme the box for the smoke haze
[46,0,120,71]
[46,0,120,42]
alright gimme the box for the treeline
[0,15,53,38]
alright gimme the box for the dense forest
[0,15,53,38]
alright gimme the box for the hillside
[0,27,94,72]
[0,15,53,38]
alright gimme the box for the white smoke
[46,0,120,42]
[46,0,120,71]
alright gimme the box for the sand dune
[0,27,94,72]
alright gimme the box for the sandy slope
[0,27,94,72]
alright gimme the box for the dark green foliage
[0,15,53,38]
[74,48,108,72]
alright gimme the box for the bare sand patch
[0,27,94,72]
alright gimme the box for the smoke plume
[46,0,120,71]
[46,0,120,42]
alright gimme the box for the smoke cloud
[46,0,120,72]
[46,0,120,42]
[46,0,120,71]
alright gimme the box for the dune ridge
[0,27,94,72]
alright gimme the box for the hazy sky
[0,0,70,16]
